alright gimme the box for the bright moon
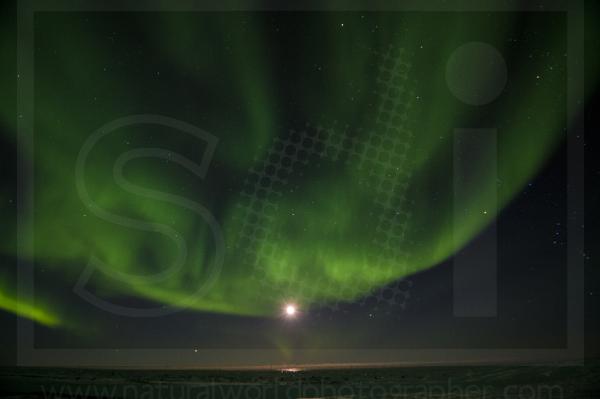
[285,304,296,317]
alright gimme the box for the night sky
[0,1,599,368]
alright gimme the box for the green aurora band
[0,9,594,327]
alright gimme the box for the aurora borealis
[0,1,595,367]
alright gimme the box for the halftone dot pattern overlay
[233,46,416,316]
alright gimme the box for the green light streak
[0,10,592,324]
[0,288,60,327]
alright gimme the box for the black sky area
[0,0,599,368]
